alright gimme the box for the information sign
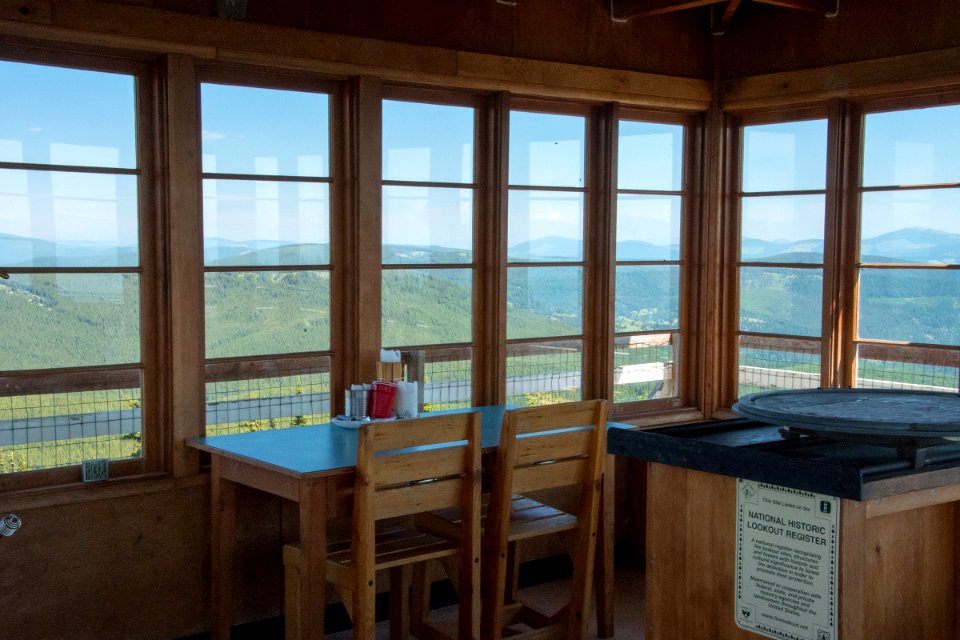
[735,479,839,640]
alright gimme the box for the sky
[1,59,957,263]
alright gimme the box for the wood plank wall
[0,1,959,638]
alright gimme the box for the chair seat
[416,494,578,543]
[326,521,461,571]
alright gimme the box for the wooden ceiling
[611,0,839,33]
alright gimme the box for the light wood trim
[164,53,204,476]
[0,472,204,512]
[585,103,616,403]
[475,92,510,405]
[723,47,960,111]
[342,76,383,387]
[819,99,846,389]
[866,486,960,519]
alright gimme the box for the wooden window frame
[195,64,345,434]
[0,46,163,492]
[611,107,701,418]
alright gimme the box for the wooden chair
[283,412,482,640]
[416,399,609,640]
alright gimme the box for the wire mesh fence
[614,333,677,404]
[505,340,583,407]
[0,383,142,474]
[738,336,821,396]
[205,365,331,436]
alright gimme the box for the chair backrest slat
[374,477,466,520]
[512,458,588,494]
[514,428,592,467]
[373,447,467,487]
[511,403,602,436]
[373,413,475,452]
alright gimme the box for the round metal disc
[733,388,960,438]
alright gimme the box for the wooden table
[190,405,623,640]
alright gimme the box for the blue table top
[189,404,631,477]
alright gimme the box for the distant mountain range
[2,227,956,267]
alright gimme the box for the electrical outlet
[82,458,109,482]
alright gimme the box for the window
[0,57,154,483]
[381,96,476,411]
[854,103,960,391]
[200,79,334,434]
[613,117,686,407]
[736,118,828,396]
[506,108,586,406]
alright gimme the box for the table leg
[211,457,236,640]
[299,478,328,640]
[596,454,615,638]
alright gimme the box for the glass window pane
[615,265,679,332]
[0,169,139,267]
[0,379,143,473]
[742,120,827,192]
[507,266,582,339]
[205,363,331,435]
[200,83,329,177]
[740,194,825,263]
[381,269,472,346]
[508,191,583,262]
[509,111,585,188]
[1,273,141,370]
[858,268,960,345]
[204,270,331,358]
[616,194,681,260]
[618,121,684,191]
[0,61,136,169]
[614,333,678,403]
[739,266,823,336]
[860,189,960,264]
[382,186,472,263]
[856,344,959,392]
[863,105,960,187]
[382,100,474,184]
[738,335,821,395]
[203,179,329,266]
[506,340,583,406]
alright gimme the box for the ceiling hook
[826,0,839,18]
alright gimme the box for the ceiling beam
[753,0,837,13]
[610,0,721,20]
[713,0,743,33]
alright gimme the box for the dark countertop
[609,417,960,501]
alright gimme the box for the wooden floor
[325,561,646,640]
[182,559,646,639]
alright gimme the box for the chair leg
[410,562,431,637]
[390,566,411,639]
[283,544,304,640]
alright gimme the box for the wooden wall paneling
[0,0,713,110]
[719,0,960,79]
[0,481,211,640]
[645,463,746,639]
[164,52,204,476]
[862,503,956,639]
[837,498,866,640]
[113,0,710,79]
